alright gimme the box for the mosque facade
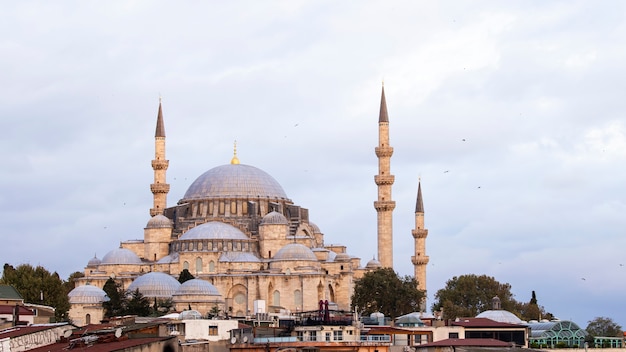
[72,87,429,322]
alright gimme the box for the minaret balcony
[151,159,170,170]
[150,183,170,193]
[374,175,395,185]
[411,255,430,265]
[412,229,428,238]
[375,146,394,158]
[374,200,396,211]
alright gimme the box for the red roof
[28,336,176,352]
[418,338,512,347]
[0,305,34,316]
[0,325,58,339]
[451,317,526,328]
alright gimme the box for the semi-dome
[335,252,351,261]
[308,221,321,233]
[181,164,290,201]
[87,255,101,268]
[179,221,248,240]
[101,248,142,265]
[261,211,288,225]
[68,285,109,304]
[146,214,172,229]
[273,243,318,261]
[174,279,221,297]
[127,272,181,298]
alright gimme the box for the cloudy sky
[1,1,625,327]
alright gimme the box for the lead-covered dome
[127,272,181,298]
[68,285,110,304]
[179,221,248,240]
[476,309,523,324]
[146,214,172,229]
[101,248,142,265]
[261,211,288,225]
[273,243,318,261]
[182,164,290,201]
[174,279,221,297]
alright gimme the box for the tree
[102,278,126,318]
[431,274,517,320]
[586,316,623,337]
[351,267,425,319]
[126,289,151,317]
[178,269,194,284]
[1,263,70,321]
[515,290,554,322]
[63,271,85,294]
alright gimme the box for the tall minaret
[374,84,396,268]
[150,99,170,216]
[411,180,429,295]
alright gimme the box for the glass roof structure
[528,320,587,348]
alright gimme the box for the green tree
[515,290,554,322]
[178,269,195,283]
[1,263,70,321]
[351,267,425,319]
[102,278,126,318]
[431,274,517,320]
[126,289,151,316]
[63,271,85,294]
[586,316,623,337]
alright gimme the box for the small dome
[68,285,109,304]
[308,221,321,233]
[261,211,288,225]
[366,257,382,269]
[101,248,142,265]
[174,279,221,297]
[273,243,318,261]
[179,221,248,240]
[146,214,172,229]
[87,255,101,268]
[127,272,181,298]
[335,252,351,261]
[476,309,523,324]
[182,164,290,201]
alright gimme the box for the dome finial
[231,140,240,164]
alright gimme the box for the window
[209,261,215,272]
[183,261,189,270]
[195,257,203,273]
[273,290,280,306]
[208,326,218,336]
[333,330,343,341]
[297,331,304,341]
[85,314,91,325]
[449,332,459,339]
[325,332,331,342]
[309,331,317,341]
[294,289,302,308]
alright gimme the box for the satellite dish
[115,328,122,338]
[63,329,72,338]
[231,337,237,344]
[243,336,249,343]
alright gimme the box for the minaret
[374,84,396,268]
[150,99,170,216]
[411,180,429,295]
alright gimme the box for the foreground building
[72,86,429,323]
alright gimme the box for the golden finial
[231,140,240,164]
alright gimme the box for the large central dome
[182,164,290,201]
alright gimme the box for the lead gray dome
[101,248,142,265]
[174,279,221,297]
[273,243,318,261]
[68,285,110,304]
[179,221,248,240]
[127,272,181,298]
[182,164,290,201]
[146,214,172,229]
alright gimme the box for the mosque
[69,86,430,325]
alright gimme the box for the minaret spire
[374,84,396,268]
[411,179,429,309]
[150,99,170,216]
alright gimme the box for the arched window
[195,257,203,273]
[273,290,280,307]
[294,289,302,308]
[183,261,189,270]
[85,314,91,325]
[209,261,215,272]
